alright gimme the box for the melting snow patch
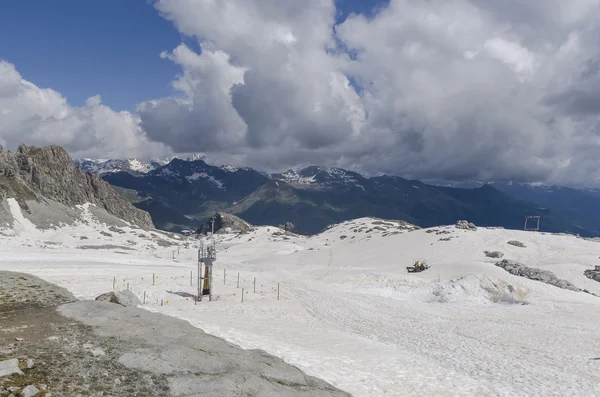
[6,198,38,236]
[425,275,529,305]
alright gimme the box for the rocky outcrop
[95,290,142,307]
[455,220,477,230]
[197,212,252,235]
[507,240,526,248]
[59,301,352,397]
[0,144,153,229]
[484,250,504,258]
[3,271,351,396]
[584,265,600,283]
[495,259,580,291]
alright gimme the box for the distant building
[180,229,194,236]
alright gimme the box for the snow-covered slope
[1,217,600,397]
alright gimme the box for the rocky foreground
[0,271,351,397]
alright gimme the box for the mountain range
[88,156,600,237]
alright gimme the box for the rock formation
[584,265,600,283]
[484,250,504,258]
[507,240,526,248]
[95,290,142,307]
[0,144,153,229]
[455,220,477,230]
[197,212,252,235]
[495,259,580,291]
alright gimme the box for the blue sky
[0,0,388,111]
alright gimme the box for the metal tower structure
[524,215,540,231]
[197,240,216,302]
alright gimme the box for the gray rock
[0,358,23,377]
[0,144,153,229]
[25,359,34,369]
[197,212,253,235]
[455,220,477,230]
[584,265,600,283]
[484,250,504,258]
[19,385,40,397]
[95,290,141,307]
[495,259,580,291]
[91,348,106,357]
[507,240,526,248]
[58,301,351,397]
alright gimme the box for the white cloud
[0,61,168,158]
[142,0,600,187]
[4,0,600,187]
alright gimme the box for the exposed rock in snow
[484,250,504,258]
[455,220,477,230]
[197,212,253,235]
[507,240,526,248]
[95,290,142,307]
[584,265,600,283]
[495,259,580,291]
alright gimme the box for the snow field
[2,210,600,396]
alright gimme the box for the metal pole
[237,272,240,288]
[113,276,115,290]
[211,217,215,235]
[127,282,129,291]
[224,269,226,284]
[190,271,192,286]
[143,291,146,304]
[277,283,280,300]
[242,288,244,303]
[254,277,256,293]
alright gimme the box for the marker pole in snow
[143,291,146,304]
[224,269,226,284]
[190,271,192,286]
[127,282,129,291]
[113,276,115,290]
[153,273,155,286]
[237,273,240,288]
[254,277,256,293]
[242,288,244,303]
[277,283,280,301]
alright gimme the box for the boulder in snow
[484,251,504,258]
[95,289,141,307]
[507,240,526,248]
[584,265,600,283]
[455,220,477,230]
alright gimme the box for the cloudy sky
[1,0,600,187]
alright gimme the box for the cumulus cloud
[4,0,600,187]
[0,61,168,159]
[137,0,600,187]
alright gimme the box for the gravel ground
[0,271,352,397]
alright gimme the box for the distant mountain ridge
[85,156,600,237]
